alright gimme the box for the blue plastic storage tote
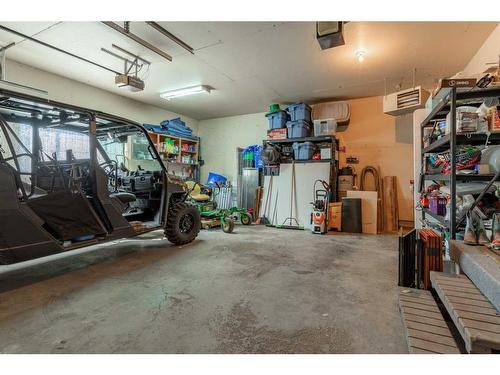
[286,102,312,122]
[207,172,228,187]
[292,142,316,160]
[286,120,311,138]
[265,110,288,129]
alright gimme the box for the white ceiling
[0,21,497,120]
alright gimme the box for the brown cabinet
[328,202,342,231]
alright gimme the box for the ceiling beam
[101,21,172,62]
[0,42,16,53]
[0,24,120,75]
[145,22,194,54]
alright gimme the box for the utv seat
[110,192,137,204]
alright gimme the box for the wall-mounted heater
[383,86,430,116]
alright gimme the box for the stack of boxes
[265,102,318,160]
[266,102,313,140]
[266,109,289,139]
[286,103,312,138]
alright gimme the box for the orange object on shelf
[489,107,500,133]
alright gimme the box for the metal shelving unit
[420,86,500,241]
[263,135,335,144]
[263,135,339,201]
[423,173,497,181]
[422,208,448,227]
[422,133,500,153]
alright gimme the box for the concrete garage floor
[0,226,407,353]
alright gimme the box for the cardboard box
[267,128,287,140]
[320,148,332,160]
[478,164,490,174]
[489,107,500,133]
[328,202,342,231]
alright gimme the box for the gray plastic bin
[292,141,316,160]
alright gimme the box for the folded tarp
[144,117,198,140]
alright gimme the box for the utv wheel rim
[179,214,194,233]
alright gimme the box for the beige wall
[199,96,414,221]
[334,96,414,221]
[3,59,199,133]
[198,112,268,183]
[463,23,500,76]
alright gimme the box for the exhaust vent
[383,86,430,116]
[397,89,421,109]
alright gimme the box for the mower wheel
[222,218,235,233]
[241,213,252,225]
[165,202,201,245]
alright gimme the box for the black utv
[0,89,201,264]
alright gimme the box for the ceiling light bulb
[356,51,366,63]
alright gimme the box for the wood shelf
[148,131,200,181]
[157,149,178,155]
[155,133,199,142]
[165,161,199,167]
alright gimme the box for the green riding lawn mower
[185,181,252,233]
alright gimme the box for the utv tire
[241,213,252,225]
[165,202,201,245]
[222,218,235,233]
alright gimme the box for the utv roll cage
[0,88,200,264]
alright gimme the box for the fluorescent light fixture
[160,85,211,100]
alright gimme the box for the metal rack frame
[420,86,500,240]
[263,135,338,201]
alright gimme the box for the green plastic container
[269,104,281,113]
[243,151,254,160]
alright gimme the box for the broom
[276,161,304,230]
[257,175,273,225]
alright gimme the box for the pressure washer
[311,179,330,234]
